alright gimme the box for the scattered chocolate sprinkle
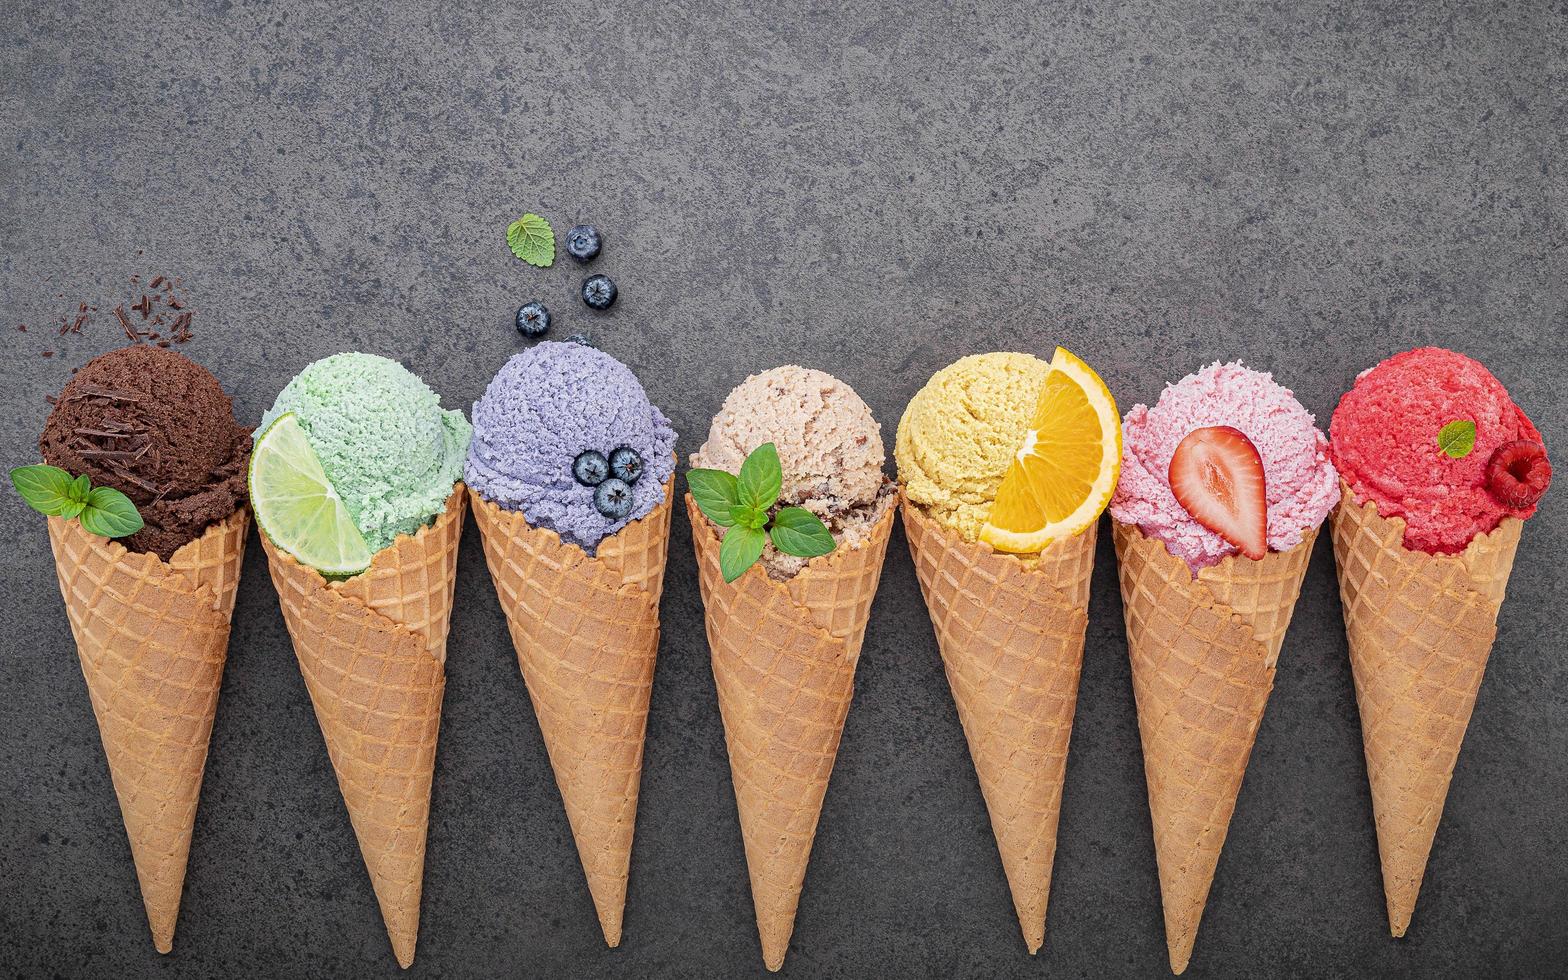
[23,275,199,360]
[42,351,52,357]
[44,394,57,405]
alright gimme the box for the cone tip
[762,940,787,972]
[392,934,416,969]
[148,915,175,954]
[1388,896,1413,938]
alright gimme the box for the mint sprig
[507,213,555,267]
[687,443,837,582]
[1437,419,1477,459]
[10,465,145,539]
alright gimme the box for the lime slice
[249,412,373,576]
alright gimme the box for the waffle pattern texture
[47,508,249,954]
[1330,483,1521,937]
[1113,520,1317,975]
[260,485,466,969]
[687,494,894,972]
[469,477,674,947]
[901,497,1096,955]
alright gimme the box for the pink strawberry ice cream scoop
[1110,362,1340,571]
[1329,347,1550,555]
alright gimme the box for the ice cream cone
[46,508,249,954]
[1329,483,1521,938]
[260,486,466,969]
[1113,520,1317,974]
[687,493,895,972]
[900,495,1096,955]
[468,476,674,948]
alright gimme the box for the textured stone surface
[1,1,1563,976]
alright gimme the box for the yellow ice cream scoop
[896,349,1120,552]
[896,352,1050,541]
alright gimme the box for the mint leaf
[769,507,836,559]
[688,468,742,526]
[1438,419,1477,459]
[507,214,555,267]
[59,499,86,521]
[78,486,144,539]
[719,524,767,583]
[738,443,783,513]
[69,473,91,502]
[10,465,79,516]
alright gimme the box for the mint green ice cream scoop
[260,352,471,554]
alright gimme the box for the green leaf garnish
[507,213,555,267]
[1437,419,1477,459]
[80,486,145,538]
[688,443,838,580]
[11,465,81,516]
[688,468,742,526]
[738,442,783,512]
[10,464,144,539]
[719,524,767,583]
[769,507,836,558]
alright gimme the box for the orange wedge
[980,347,1121,554]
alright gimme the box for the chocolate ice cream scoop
[40,345,251,559]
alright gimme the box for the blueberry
[572,450,610,487]
[593,477,633,520]
[565,333,594,347]
[515,301,550,337]
[582,274,617,310]
[608,446,643,484]
[565,224,601,263]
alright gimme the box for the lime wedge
[249,412,373,576]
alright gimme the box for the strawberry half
[1168,425,1269,560]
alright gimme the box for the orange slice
[980,347,1121,553]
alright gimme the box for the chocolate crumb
[42,351,52,357]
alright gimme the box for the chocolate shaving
[148,276,165,288]
[132,294,153,319]
[68,384,143,403]
[114,304,137,341]
[74,427,139,439]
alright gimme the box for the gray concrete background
[1,1,1564,977]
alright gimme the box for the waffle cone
[1113,520,1317,974]
[687,493,895,972]
[1329,483,1521,938]
[468,478,674,948]
[900,497,1095,954]
[260,486,466,969]
[47,509,248,954]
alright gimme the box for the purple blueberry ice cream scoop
[466,342,677,552]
